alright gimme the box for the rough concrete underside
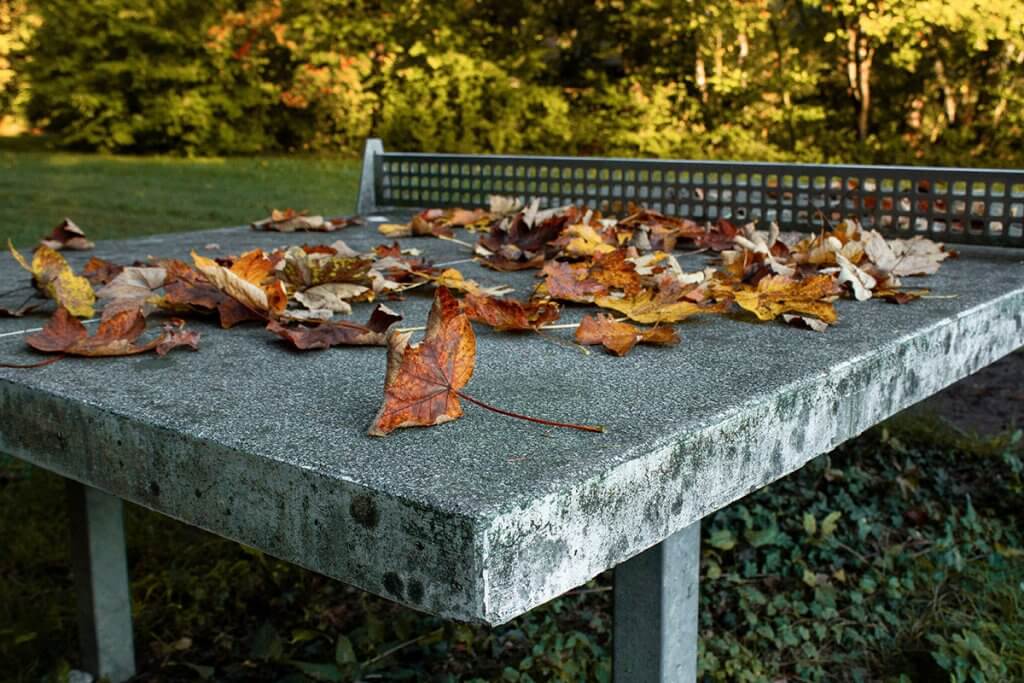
[1,219,1022,624]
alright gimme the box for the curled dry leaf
[9,241,96,318]
[267,304,402,350]
[368,287,475,436]
[25,307,199,358]
[575,313,679,356]
[733,274,838,325]
[157,259,259,328]
[191,250,286,318]
[833,253,877,301]
[251,209,358,232]
[462,293,560,331]
[40,218,94,251]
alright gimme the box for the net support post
[613,520,701,682]
[357,138,384,215]
[67,480,136,683]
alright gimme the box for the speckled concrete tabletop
[1,218,1022,624]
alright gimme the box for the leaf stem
[456,390,603,433]
[435,234,477,250]
[0,354,66,369]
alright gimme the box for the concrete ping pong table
[1,140,1023,681]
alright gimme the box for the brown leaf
[538,260,609,303]
[25,307,199,357]
[267,304,402,350]
[588,250,643,297]
[252,209,358,232]
[478,203,576,270]
[368,287,475,436]
[462,293,560,331]
[695,219,741,251]
[82,257,124,285]
[40,218,94,251]
[575,313,679,356]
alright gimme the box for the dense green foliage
[9,0,1024,164]
[2,419,1021,682]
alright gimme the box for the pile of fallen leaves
[1,202,954,435]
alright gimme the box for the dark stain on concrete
[383,571,404,599]
[350,494,379,529]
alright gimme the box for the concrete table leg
[614,521,701,682]
[67,481,136,682]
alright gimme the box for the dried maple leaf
[96,267,167,318]
[477,201,576,270]
[25,307,199,358]
[8,241,96,318]
[418,268,513,298]
[537,260,609,303]
[369,287,601,436]
[695,219,741,251]
[882,235,951,276]
[733,275,838,325]
[380,208,487,238]
[562,224,616,257]
[462,293,560,331]
[589,250,644,296]
[83,257,124,285]
[191,250,286,317]
[575,313,679,356]
[293,282,370,315]
[276,245,373,289]
[251,209,357,232]
[40,218,94,251]
[832,253,876,301]
[368,287,476,435]
[595,290,716,324]
[267,304,402,350]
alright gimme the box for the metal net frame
[357,140,1024,247]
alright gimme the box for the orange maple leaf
[368,287,476,435]
[462,293,560,331]
[575,313,679,356]
[369,287,602,436]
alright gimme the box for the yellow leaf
[564,224,615,257]
[8,241,95,318]
[733,275,837,324]
[595,290,718,324]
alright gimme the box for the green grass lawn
[0,137,361,247]
[0,141,1022,682]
